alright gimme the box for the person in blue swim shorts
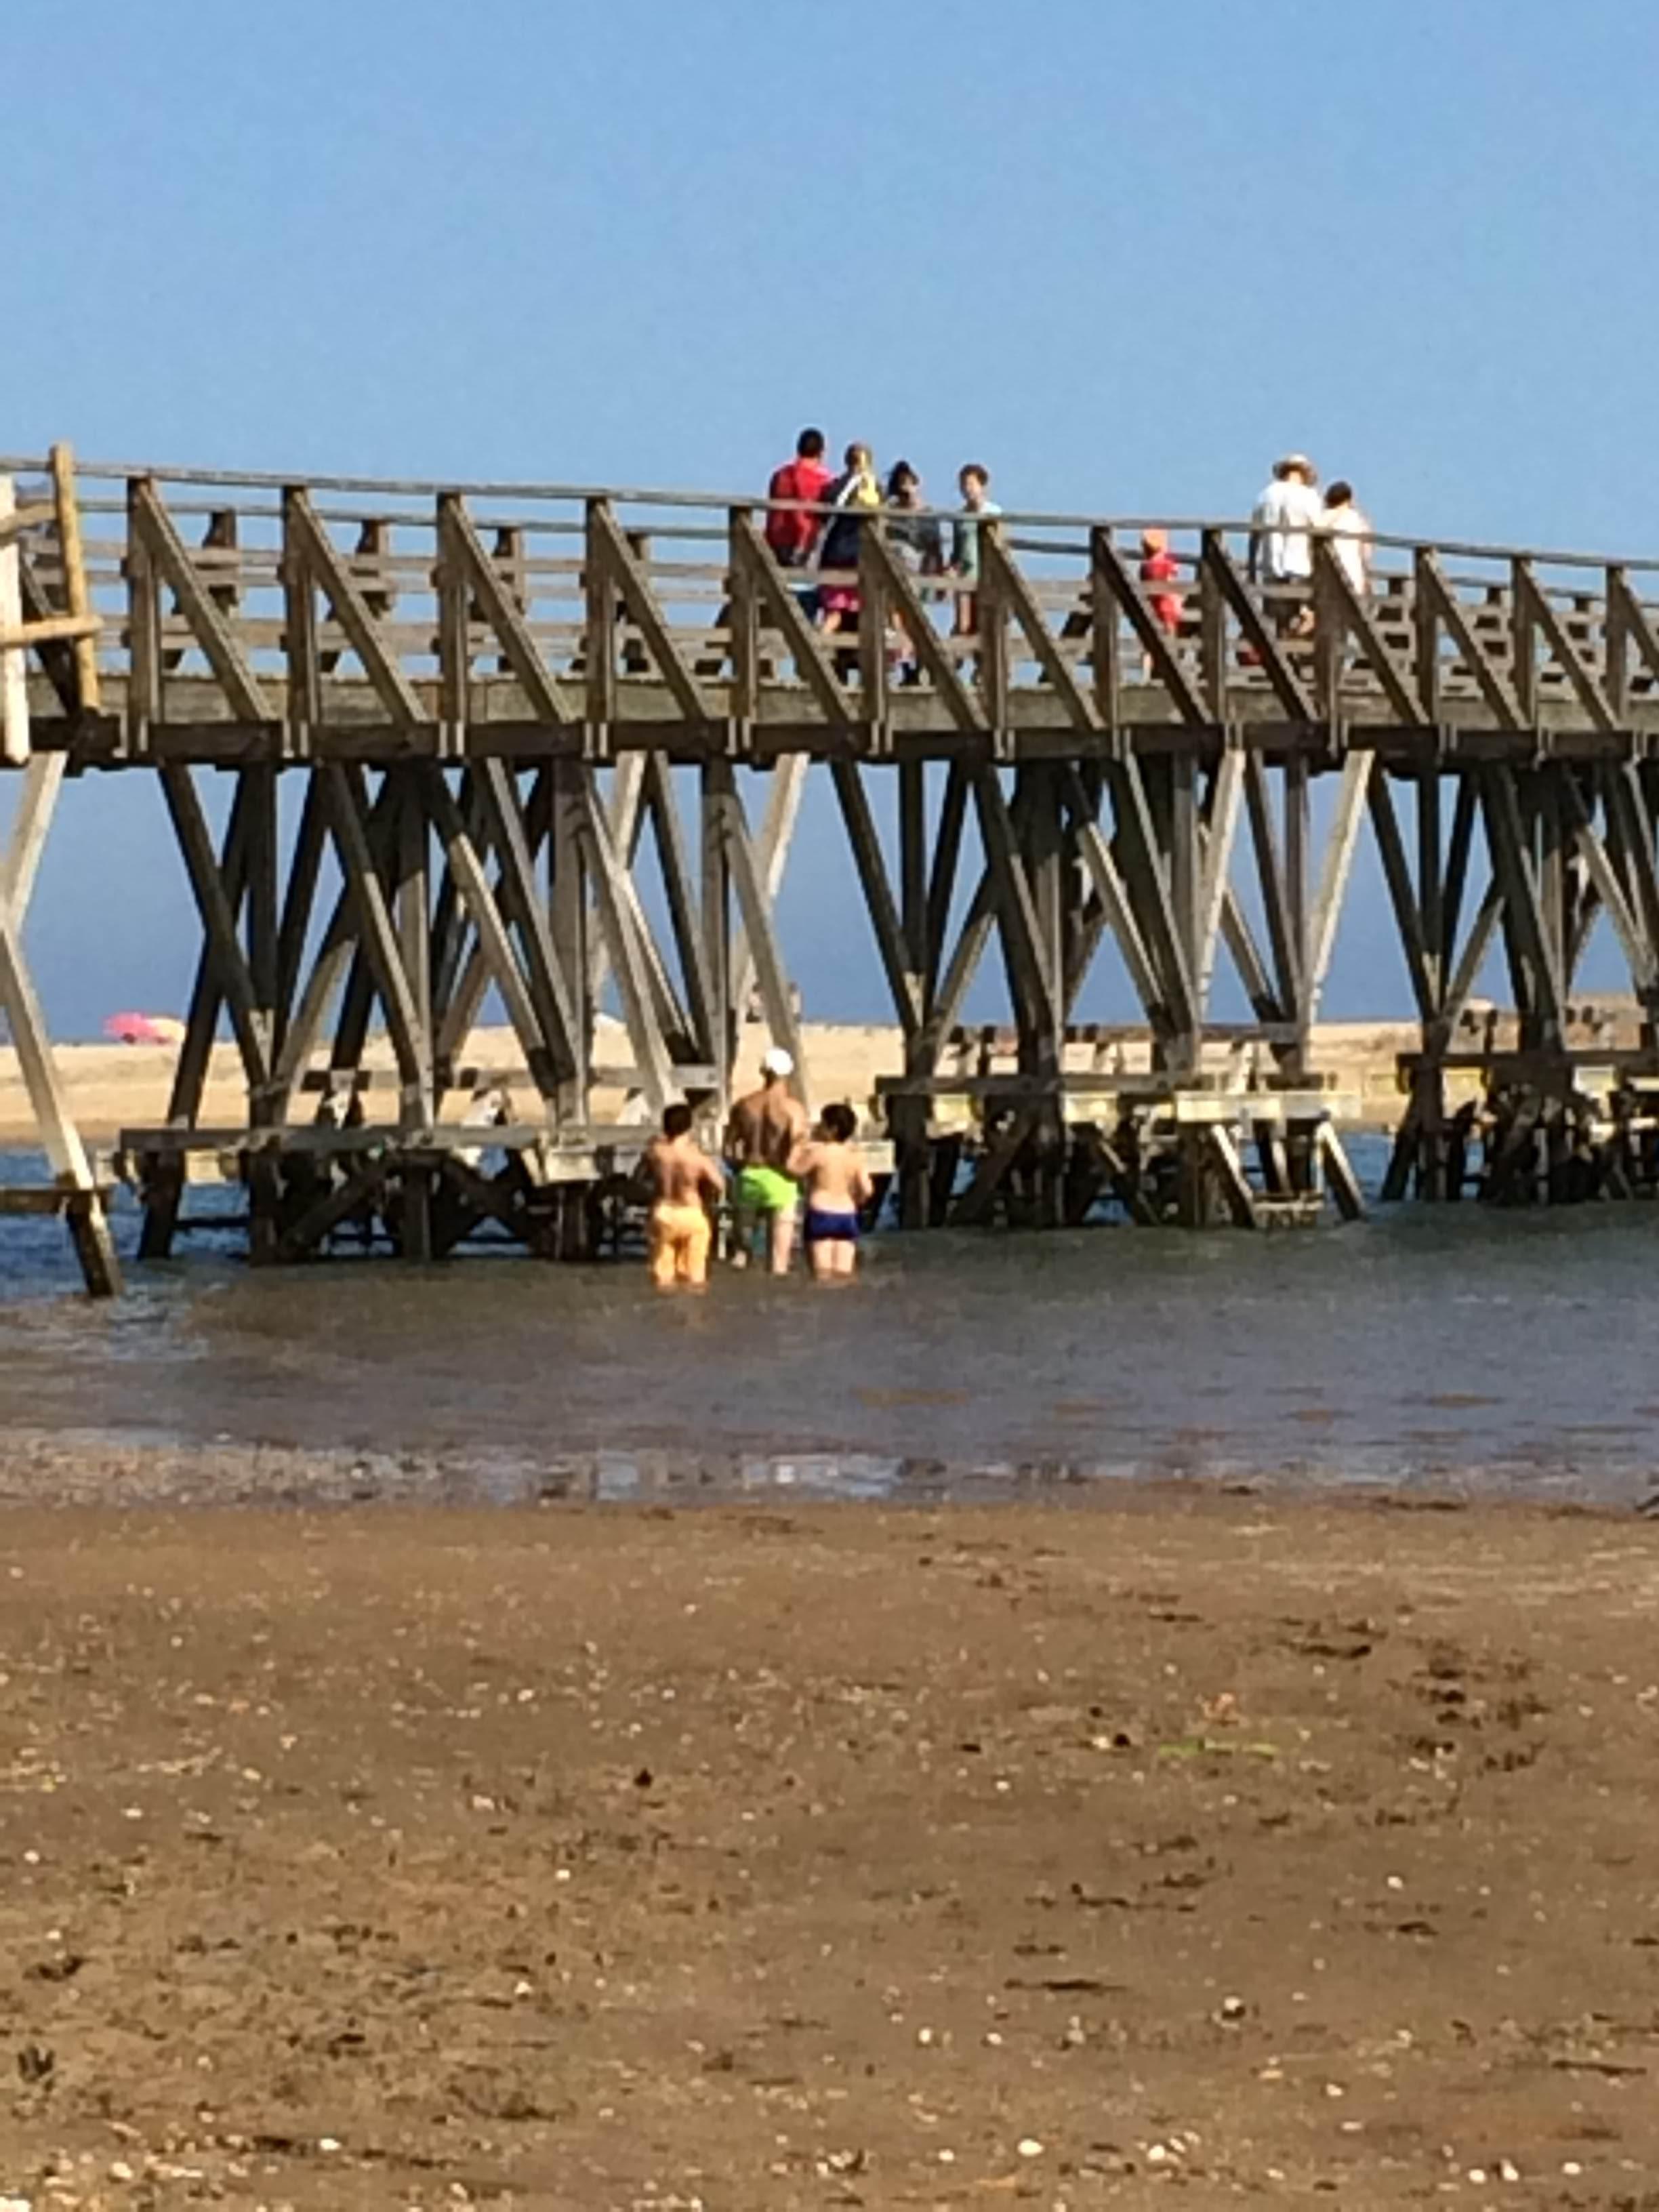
[790,1101,874,1281]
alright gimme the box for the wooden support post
[729,754,807,1028]
[48,445,100,721]
[577,766,680,1114]
[701,758,733,1109]
[551,756,592,1120]
[899,756,927,990]
[395,773,434,1133]
[0,733,120,1291]
[713,759,808,1104]
[0,479,28,764]
[320,764,433,1121]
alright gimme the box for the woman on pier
[816,444,881,637]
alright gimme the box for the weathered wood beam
[286,491,426,729]
[588,500,713,727]
[1311,537,1425,725]
[319,763,432,1105]
[1242,752,1305,1021]
[438,493,576,726]
[983,530,1100,733]
[131,478,272,724]
[642,753,718,1061]
[972,764,1058,1048]
[830,758,923,1036]
[575,765,678,1111]
[419,765,566,1106]
[713,760,808,1097]
[1202,533,1313,722]
[1479,764,1563,1035]
[473,758,583,1083]
[1195,748,1244,1008]
[1058,766,1166,1029]
[1306,752,1372,1021]
[862,527,982,733]
[159,764,272,1088]
[1416,552,1521,731]
[1369,771,1437,1027]
[1515,560,1615,733]
[729,512,847,722]
[1091,535,1208,725]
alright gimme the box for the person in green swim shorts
[724,1044,809,1274]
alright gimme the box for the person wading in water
[724,1046,808,1274]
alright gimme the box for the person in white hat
[1248,454,1324,630]
[724,1045,808,1273]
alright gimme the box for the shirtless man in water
[642,1102,724,1290]
[724,1046,809,1274]
[791,1101,874,1280]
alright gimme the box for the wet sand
[5,1484,1659,2207]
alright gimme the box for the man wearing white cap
[724,1045,809,1274]
[1249,454,1324,628]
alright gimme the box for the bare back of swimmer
[790,1101,874,1279]
[724,1046,808,1274]
[643,1103,724,1290]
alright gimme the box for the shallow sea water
[0,1139,1655,1506]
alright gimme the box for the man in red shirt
[765,429,832,568]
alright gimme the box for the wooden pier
[4,450,1659,1284]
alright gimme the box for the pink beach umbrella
[103,1011,186,1046]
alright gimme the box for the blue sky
[5,0,1655,1034]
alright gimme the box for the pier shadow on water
[0,1141,1654,1508]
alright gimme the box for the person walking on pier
[950,463,1000,637]
[725,1045,808,1274]
[885,461,944,682]
[886,462,945,576]
[644,1103,724,1290]
[766,429,834,569]
[816,445,881,638]
[1249,454,1322,632]
[791,1103,875,1280]
[1322,479,1373,598]
[1138,527,1183,636]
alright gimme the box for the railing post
[976,516,1010,735]
[1604,564,1629,722]
[857,514,890,745]
[125,476,161,753]
[583,497,617,731]
[434,492,469,754]
[1311,536,1345,732]
[1511,556,1537,727]
[48,442,100,722]
[1199,528,1228,720]
[281,487,319,760]
[1413,548,1440,724]
[727,505,758,724]
[1088,525,1120,731]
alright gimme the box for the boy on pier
[791,1103,874,1281]
[643,1103,724,1290]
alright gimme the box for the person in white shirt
[1249,453,1324,636]
[1321,480,1372,597]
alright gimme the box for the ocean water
[0,1139,1655,1505]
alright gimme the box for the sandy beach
[0,1019,1426,1150]
[3,1479,1658,2207]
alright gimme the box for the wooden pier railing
[1,453,1656,1270]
